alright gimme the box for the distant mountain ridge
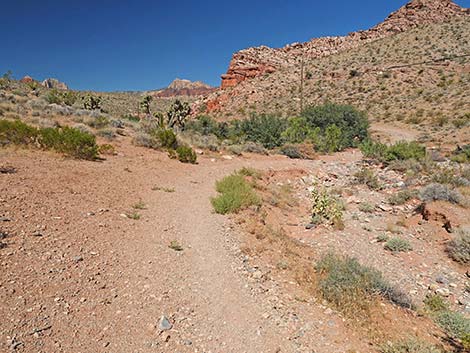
[152,78,216,98]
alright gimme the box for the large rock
[41,78,69,90]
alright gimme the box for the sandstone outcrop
[221,0,469,89]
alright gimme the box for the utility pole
[300,53,305,114]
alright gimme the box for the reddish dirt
[1,139,466,352]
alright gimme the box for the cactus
[167,99,191,130]
[83,94,102,110]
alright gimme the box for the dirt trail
[1,141,380,352]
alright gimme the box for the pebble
[435,288,450,297]
[158,316,172,331]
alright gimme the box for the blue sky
[1,0,468,91]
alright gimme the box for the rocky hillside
[152,78,216,98]
[201,0,470,145]
[220,0,469,88]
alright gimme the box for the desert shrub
[360,140,426,163]
[45,89,62,104]
[431,168,470,187]
[211,172,261,214]
[238,167,262,179]
[154,129,178,150]
[185,115,221,137]
[282,116,320,144]
[354,167,380,190]
[435,311,470,343]
[0,119,38,145]
[359,202,375,213]
[122,114,140,123]
[424,294,470,347]
[301,103,369,149]
[234,114,288,149]
[316,252,412,314]
[384,237,413,253]
[86,116,109,129]
[446,227,470,264]
[279,144,304,159]
[311,185,344,228]
[419,183,463,205]
[175,145,197,164]
[379,339,442,353]
[424,294,449,313]
[451,145,470,164]
[389,189,418,205]
[39,126,99,160]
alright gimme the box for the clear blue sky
[1,0,468,91]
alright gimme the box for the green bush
[316,252,412,313]
[235,114,288,149]
[384,237,413,253]
[0,119,98,160]
[360,140,426,163]
[282,116,319,144]
[311,185,344,228]
[39,126,99,160]
[154,129,178,149]
[211,172,261,214]
[0,119,38,145]
[175,145,197,164]
[446,227,470,264]
[45,89,78,106]
[301,103,369,150]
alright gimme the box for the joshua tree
[140,95,152,115]
[152,100,191,131]
[167,99,191,130]
[83,94,102,110]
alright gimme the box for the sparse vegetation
[384,237,413,253]
[419,183,464,205]
[379,339,442,353]
[169,240,183,251]
[211,171,261,214]
[424,294,470,349]
[360,140,426,163]
[388,189,418,205]
[316,252,412,314]
[174,145,197,164]
[446,227,470,264]
[0,119,99,160]
[354,167,381,190]
[311,185,344,229]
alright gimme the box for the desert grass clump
[384,237,413,253]
[211,172,261,214]
[388,189,418,205]
[446,227,470,264]
[379,339,442,353]
[354,167,381,190]
[419,183,464,205]
[424,294,470,349]
[315,252,412,314]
